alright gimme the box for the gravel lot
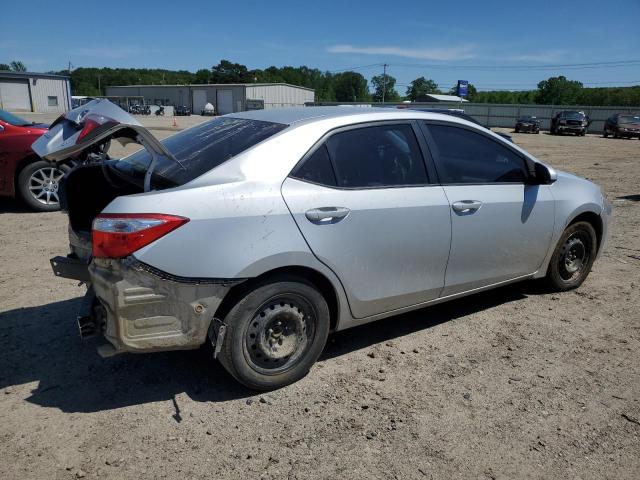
[1,114,639,479]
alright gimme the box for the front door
[282,123,452,319]
[422,122,555,296]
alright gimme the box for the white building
[105,83,315,114]
[0,71,72,112]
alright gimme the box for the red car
[0,110,67,211]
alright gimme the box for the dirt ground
[1,115,639,480]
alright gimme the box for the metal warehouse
[105,83,315,114]
[0,71,71,113]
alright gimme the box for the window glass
[292,144,337,186]
[325,124,427,188]
[427,124,528,184]
[112,117,287,187]
[48,96,58,106]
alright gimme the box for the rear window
[113,117,287,186]
[559,111,585,120]
[619,115,640,124]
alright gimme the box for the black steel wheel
[217,275,330,390]
[545,221,597,291]
[244,295,317,374]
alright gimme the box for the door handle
[451,200,483,213]
[305,207,350,225]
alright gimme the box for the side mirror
[531,162,557,185]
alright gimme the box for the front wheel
[544,221,597,291]
[217,275,330,390]
[17,160,69,212]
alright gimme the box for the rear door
[216,90,233,114]
[281,122,451,319]
[0,79,31,111]
[421,121,555,296]
[192,89,207,113]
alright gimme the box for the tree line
[2,59,638,106]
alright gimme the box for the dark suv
[603,113,640,139]
[515,116,540,134]
[550,111,589,136]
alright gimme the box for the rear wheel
[17,160,69,212]
[545,221,597,291]
[217,275,330,390]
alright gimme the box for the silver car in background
[35,100,611,390]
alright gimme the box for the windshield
[619,115,640,124]
[560,111,585,120]
[519,116,537,121]
[0,110,31,126]
[112,117,287,187]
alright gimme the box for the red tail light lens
[77,117,103,142]
[92,213,189,259]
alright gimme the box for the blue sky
[3,0,640,92]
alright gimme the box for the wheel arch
[214,265,342,333]
[13,153,41,195]
[566,210,603,251]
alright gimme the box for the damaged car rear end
[37,99,287,359]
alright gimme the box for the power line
[390,60,640,71]
[329,63,384,73]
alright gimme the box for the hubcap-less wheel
[28,166,64,206]
[244,295,316,375]
[558,233,590,281]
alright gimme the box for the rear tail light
[92,213,189,259]
[77,116,103,142]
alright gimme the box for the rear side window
[426,124,528,184]
[115,117,287,186]
[292,144,337,186]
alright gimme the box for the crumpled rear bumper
[51,255,242,355]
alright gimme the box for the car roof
[228,106,475,126]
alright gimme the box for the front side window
[426,123,528,184]
[326,124,427,188]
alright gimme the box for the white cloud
[327,44,476,61]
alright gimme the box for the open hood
[31,98,175,163]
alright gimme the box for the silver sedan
[36,100,611,390]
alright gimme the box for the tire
[515,127,520,133]
[17,160,69,212]
[217,275,330,390]
[603,129,608,138]
[544,221,597,291]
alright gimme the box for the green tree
[9,60,27,72]
[194,69,211,84]
[371,74,399,102]
[333,72,369,102]
[211,60,250,83]
[535,76,583,105]
[0,63,11,71]
[406,77,440,101]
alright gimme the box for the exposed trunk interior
[62,164,142,234]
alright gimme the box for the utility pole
[381,63,388,103]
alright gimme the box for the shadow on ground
[0,197,35,214]
[0,282,540,413]
[617,194,640,202]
